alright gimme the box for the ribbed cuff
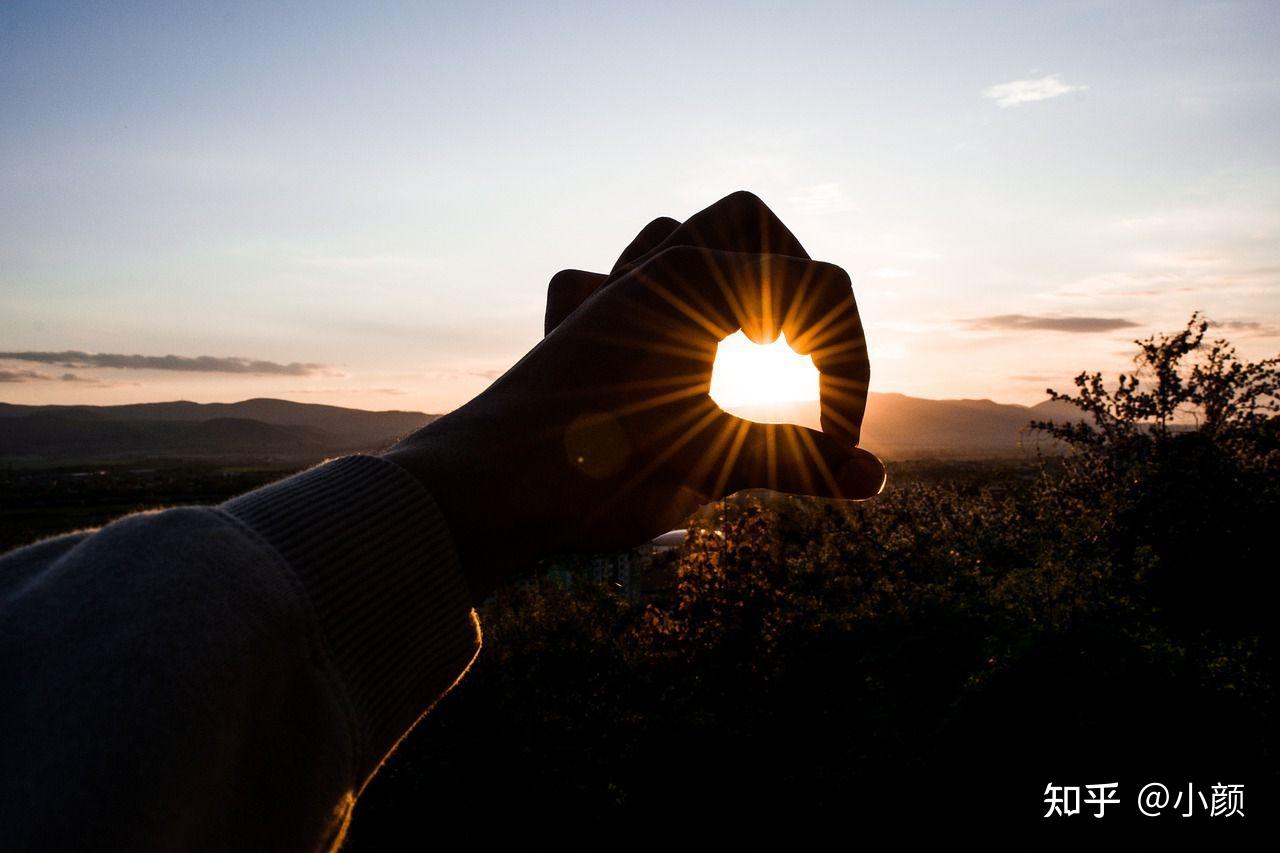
[221,455,481,781]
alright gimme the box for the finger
[545,269,608,335]
[787,276,869,445]
[689,414,884,500]
[622,248,870,444]
[610,216,680,275]
[544,218,680,335]
[609,191,810,283]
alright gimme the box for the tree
[1031,314,1280,631]
[1034,313,1279,454]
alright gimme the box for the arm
[0,456,479,851]
[0,191,882,851]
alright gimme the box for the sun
[709,331,822,426]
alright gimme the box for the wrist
[380,416,522,598]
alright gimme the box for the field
[341,449,1276,841]
[5,448,1272,838]
[0,463,298,552]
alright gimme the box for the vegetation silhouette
[344,316,1278,842]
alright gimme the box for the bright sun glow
[709,331,822,425]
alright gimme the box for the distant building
[536,529,687,599]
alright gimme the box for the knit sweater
[0,455,482,851]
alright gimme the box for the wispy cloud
[0,369,52,383]
[1010,373,1065,383]
[1055,266,1280,301]
[1209,320,1280,338]
[423,367,505,382]
[787,183,859,215]
[0,351,328,375]
[296,252,441,272]
[966,314,1139,333]
[983,74,1087,107]
[0,369,107,384]
[291,387,409,396]
[869,267,916,280]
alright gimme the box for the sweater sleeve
[0,455,482,853]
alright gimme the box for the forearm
[0,456,481,852]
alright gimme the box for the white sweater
[0,455,482,851]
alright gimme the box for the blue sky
[2,0,1278,410]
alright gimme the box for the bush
[1032,314,1280,630]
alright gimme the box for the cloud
[983,74,1087,107]
[423,367,505,382]
[0,351,327,375]
[1209,320,1280,338]
[0,367,123,386]
[1055,266,1280,301]
[787,183,859,215]
[966,314,1139,333]
[297,253,442,273]
[869,267,916,279]
[0,369,52,383]
[291,387,408,396]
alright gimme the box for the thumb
[708,416,885,500]
[544,216,679,335]
[545,268,607,336]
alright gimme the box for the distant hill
[0,393,1086,466]
[729,393,1086,459]
[0,399,437,466]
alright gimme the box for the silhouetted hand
[386,191,883,596]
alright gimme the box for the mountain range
[0,399,436,466]
[0,394,1085,466]
[728,393,1084,460]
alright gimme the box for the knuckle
[547,269,578,292]
[813,260,853,293]
[547,268,601,302]
[722,189,767,213]
[548,267,590,285]
[648,244,702,270]
[644,216,679,233]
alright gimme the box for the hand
[385,191,883,596]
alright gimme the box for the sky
[2,0,1278,413]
